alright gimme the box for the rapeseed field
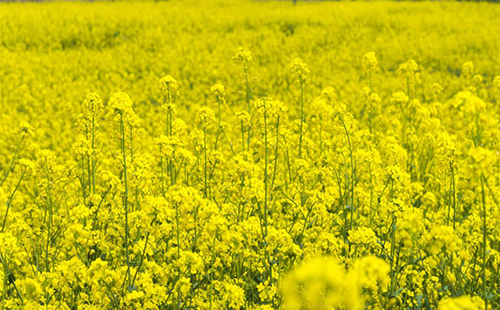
[1,0,500,309]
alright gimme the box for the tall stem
[203,126,208,198]
[340,116,355,231]
[1,172,25,232]
[209,234,216,310]
[0,136,24,187]
[298,78,305,159]
[91,114,96,194]
[264,110,268,237]
[215,98,222,151]
[120,114,131,289]
[452,166,456,230]
[244,64,251,150]
[481,174,488,309]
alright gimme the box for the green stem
[340,116,355,232]
[209,234,216,310]
[243,64,251,151]
[298,78,305,159]
[119,114,132,290]
[0,136,24,187]
[481,174,488,309]
[203,126,208,198]
[1,172,25,232]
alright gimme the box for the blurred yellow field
[1,0,500,309]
